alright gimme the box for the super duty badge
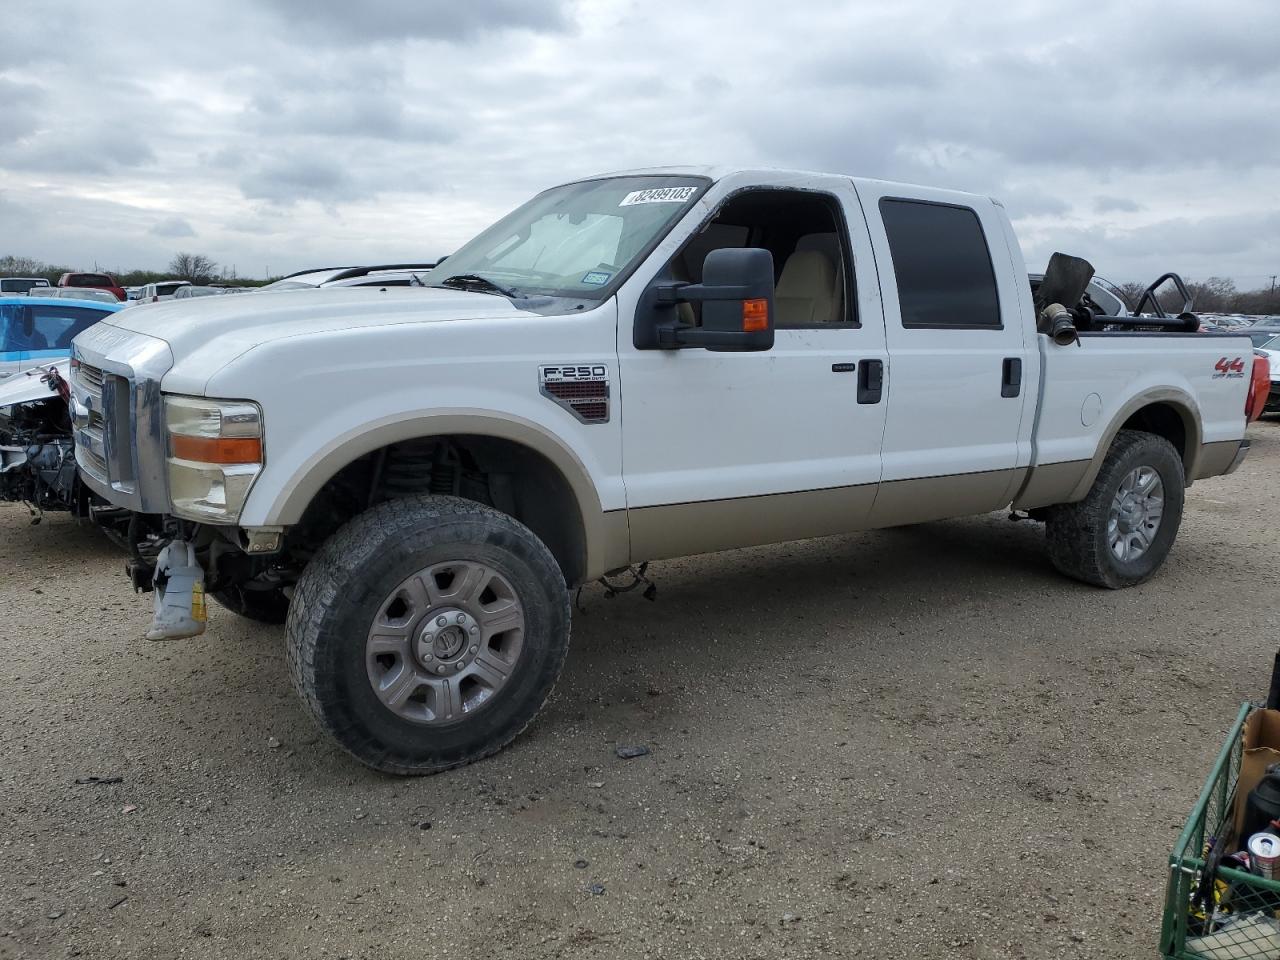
[539,364,611,424]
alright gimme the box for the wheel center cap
[414,608,480,668]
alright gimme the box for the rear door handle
[857,359,883,404]
[1001,357,1022,398]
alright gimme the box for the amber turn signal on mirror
[742,298,769,332]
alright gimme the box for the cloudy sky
[2,0,1278,287]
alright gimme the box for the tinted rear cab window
[879,198,1001,329]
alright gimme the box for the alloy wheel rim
[1106,466,1165,563]
[365,560,525,724]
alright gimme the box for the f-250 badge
[1213,357,1246,378]
[539,364,611,424]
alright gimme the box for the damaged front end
[0,363,86,520]
[0,362,136,542]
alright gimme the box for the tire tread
[285,495,570,775]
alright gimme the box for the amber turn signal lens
[170,434,263,465]
[742,298,769,332]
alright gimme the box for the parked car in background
[58,272,126,301]
[1255,334,1280,414]
[134,280,191,304]
[261,263,437,290]
[1248,322,1280,347]
[0,295,122,381]
[171,285,249,299]
[0,277,51,295]
[125,286,143,301]
[41,287,122,304]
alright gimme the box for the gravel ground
[2,422,1277,960]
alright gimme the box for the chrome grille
[80,444,108,476]
[77,363,105,394]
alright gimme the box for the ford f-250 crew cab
[69,166,1258,775]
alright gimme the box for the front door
[616,176,889,562]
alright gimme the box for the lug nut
[456,663,465,671]
[437,665,448,675]
[456,614,465,624]
[469,626,478,635]
[436,616,447,626]
[469,645,477,654]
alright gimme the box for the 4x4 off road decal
[1214,357,1246,379]
[539,364,611,424]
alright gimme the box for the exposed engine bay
[0,363,131,540]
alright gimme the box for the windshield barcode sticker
[619,186,697,206]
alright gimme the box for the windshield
[420,175,709,300]
[1249,331,1280,347]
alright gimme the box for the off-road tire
[1045,429,1185,589]
[285,495,570,775]
[211,585,290,625]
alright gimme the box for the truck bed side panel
[1014,333,1251,509]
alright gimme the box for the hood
[101,286,542,361]
[0,359,69,409]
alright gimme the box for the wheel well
[290,435,588,586]
[1120,403,1189,463]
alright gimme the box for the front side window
[666,189,855,329]
[880,198,1001,329]
[421,175,708,301]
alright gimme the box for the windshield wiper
[435,274,523,299]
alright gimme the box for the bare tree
[168,252,218,282]
[0,254,48,275]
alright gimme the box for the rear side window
[29,305,110,349]
[67,273,111,288]
[879,198,1001,329]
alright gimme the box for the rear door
[852,183,1036,524]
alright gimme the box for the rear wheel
[1045,429,1185,589]
[286,495,570,775]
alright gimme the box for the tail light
[1247,353,1269,422]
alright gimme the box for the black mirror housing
[635,247,776,352]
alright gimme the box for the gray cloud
[258,0,570,42]
[239,156,359,205]
[150,216,196,238]
[1095,196,1141,214]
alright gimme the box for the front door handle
[1001,357,1022,398]
[857,359,884,404]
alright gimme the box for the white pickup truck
[69,166,1260,774]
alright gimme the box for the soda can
[1247,832,1280,879]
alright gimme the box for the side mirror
[636,247,776,352]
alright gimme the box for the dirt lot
[2,423,1277,960]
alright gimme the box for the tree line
[0,253,272,287]
[1112,277,1278,317]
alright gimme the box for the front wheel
[1045,429,1185,589]
[286,495,570,775]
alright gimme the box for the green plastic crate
[1162,702,1280,958]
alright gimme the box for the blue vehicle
[0,295,123,381]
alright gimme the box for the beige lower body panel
[1192,439,1244,481]
[627,483,878,563]
[627,467,1024,563]
[867,468,1023,528]
[1011,459,1091,510]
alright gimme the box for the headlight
[164,395,263,524]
